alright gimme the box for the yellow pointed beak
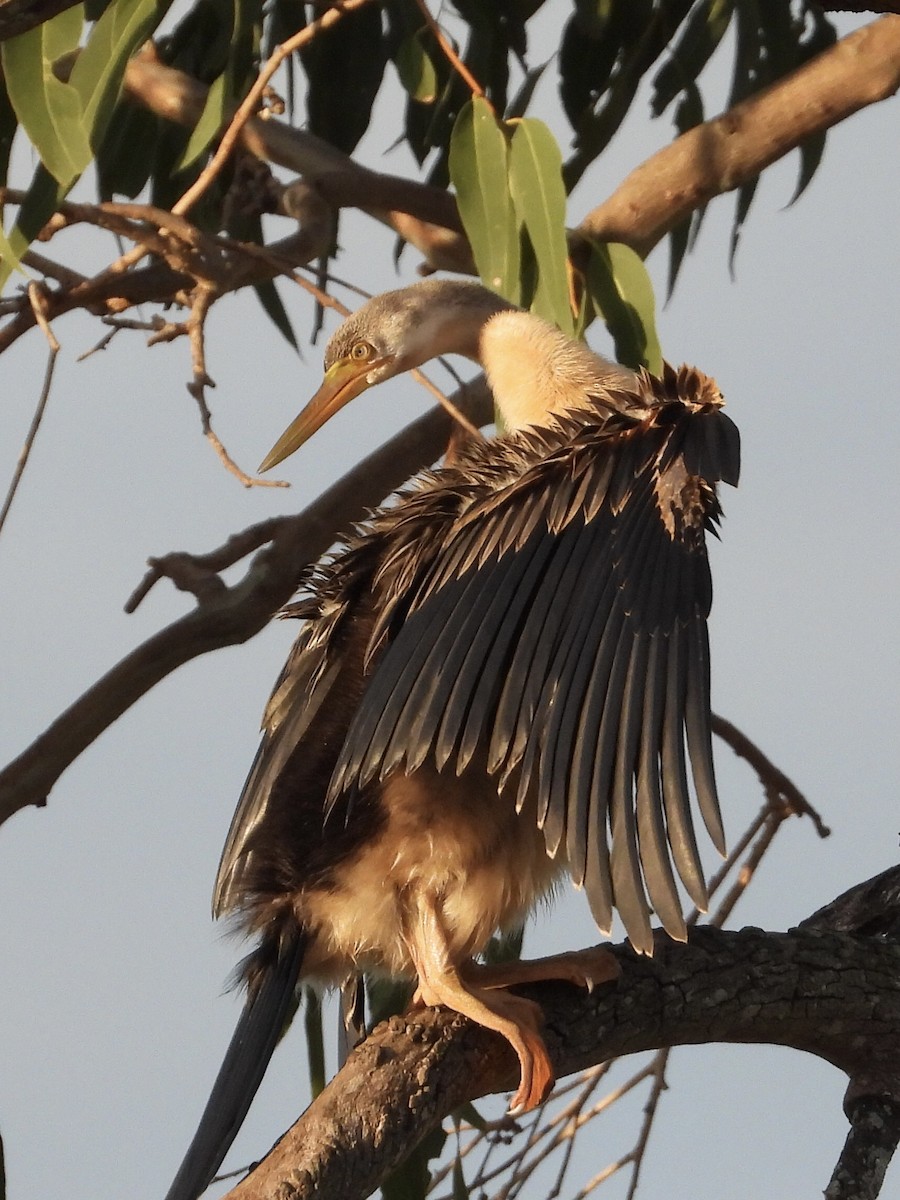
[258,358,378,473]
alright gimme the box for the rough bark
[222,916,900,1200]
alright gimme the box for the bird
[164,278,740,1200]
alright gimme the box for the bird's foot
[466,945,621,993]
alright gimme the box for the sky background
[1,6,898,1199]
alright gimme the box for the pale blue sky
[1,9,898,1199]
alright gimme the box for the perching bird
[165,279,740,1200]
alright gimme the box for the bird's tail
[164,925,307,1200]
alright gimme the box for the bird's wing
[212,620,342,917]
[328,389,740,952]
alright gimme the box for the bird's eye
[351,341,374,362]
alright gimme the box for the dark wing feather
[327,397,738,951]
[213,629,342,917]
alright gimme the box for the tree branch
[221,913,900,1200]
[0,384,493,826]
[576,16,900,258]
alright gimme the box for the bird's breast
[295,762,563,983]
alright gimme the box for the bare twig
[712,711,830,837]
[411,0,486,101]
[0,285,59,540]
[172,0,377,220]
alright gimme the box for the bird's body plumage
[165,282,739,1200]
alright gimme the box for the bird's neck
[477,311,638,432]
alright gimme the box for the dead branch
[217,888,900,1200]
[0,284,59,537]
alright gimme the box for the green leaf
[381,1123,447,1200]
[366,975,414,1027]
[0,81,16,187]
[176,70,228,170]
[505,59,548,120]
[303,986,326,1098]
[0,219,25,283]
[449,97,519,304]
[451,1157,470,1200]
[650,0,733,117]
[1,7,91,187]
[728,175,758,275]
[453,1101,487,1131]
[508,116,573,336]
[788,128,826,207]
[0,165,65,292]
[483,924,524,965]
[395,31,437,104]
[587,241,662,373]
[254,278,298,350]
[69,0,167,153]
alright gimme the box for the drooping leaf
[394,30,438,104]
[1,7,91,187]
[254,278,298,350]
[176,69,228,170]
[728,175,758,275]
[96,101,160,199]
[69,0,168,152]
[650,0,733,118]
[788,128,826,207]
[558,0,618,129]
[587,241,661,373]
[449,98,519,304]
[303,985,325,1098]
[483,924,524,965]
[0,165,65,291]
[666,82,704,296]
[508,116,573,335]
[301,2,388,154]
[0,80,15,186]
[505,58,548,120]
[381,1123,447,1200]
[0,219,23,282]
[451,1157,470,1200]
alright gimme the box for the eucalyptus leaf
[254,277,298,350]
[381,1123,447,1200]
[1,7,90,187]
[451,1157,470,1200]
[176,70,228,171]
[69,0,167,151]
[449,97,519,303]
[0,165,65,292]
[587,241,662,373]
[303,986,325,1098]
[508,117,573,336]
[395,31,438,104]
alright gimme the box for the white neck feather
[477,311,638,431]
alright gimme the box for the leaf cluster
[0,0,839,297]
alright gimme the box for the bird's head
[258,281,514,472]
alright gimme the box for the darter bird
[165,279,740,1200]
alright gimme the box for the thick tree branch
[0,384,493,826]
[221,916,900,1200]
[576,16,900,257]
